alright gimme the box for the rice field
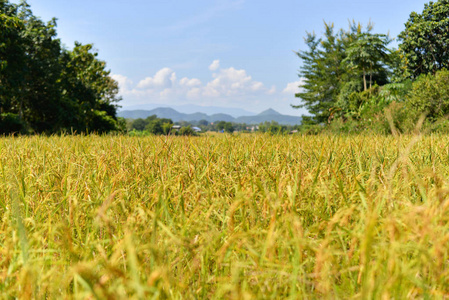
[1,133,449,298]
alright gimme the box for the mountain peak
[151,107,179,113]
[257,108,281,116]
[117,107,302,125]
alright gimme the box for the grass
[1,133,449,298]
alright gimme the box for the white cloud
[128,65,267,100]
[204,67,265,97]
[267,85,276,95]
[170,72,177,85]
[114,61,308,115]
[250,82,264,91]
[187,87,201,99]
[111,74,133,91]
[160,88,173,98]
[203,86,220,98]
[283,79,305,95]
[137,68,175,89]
[180,77,202,87]
[209,59,220,71]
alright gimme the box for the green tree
[162,122,173,135]
[398,0,449,78]
[131,118,146,131]
[59,42,121,133]
[295,22,394,123]
[223,122,234,133]
[406,69,449,121]
[145,119,163,134]
[198,119,208,126]
[0,112,26,134]
[216,121,226,131]
[0,0,121,134]
[267,122,287,135]
[130,116,173,135]
[179,126,195,136]
[19,5,64,132]
[293,23,349,123]
[0,1,25,117]
[0,1,65,132]
[343,33,391,91]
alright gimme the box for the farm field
[1,134,449,298]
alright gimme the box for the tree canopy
[398,0,449,78]
[0,0,122,134]
[293,0,449,134]
[294,22,392,124]
[343,33,391,91]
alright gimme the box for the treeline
[128,116,302,135]
[296,0,449,134]
[0,1,122,134]
[176,119,300,134]
[129,118,237,134]
[127,115,197,136]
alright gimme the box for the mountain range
[118,107,302,125]
[119,104,255,118]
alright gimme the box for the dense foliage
[294,22,392,124]
[129,115,173,134]
[0,1,122,134]
[127,116,305,135]
[398,0,449,78]
[215,121,235,133]
[127,115,200,136]
[406,69,449,122]
[294,0,449,134]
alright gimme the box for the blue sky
[24,0,429,115]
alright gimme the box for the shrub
[90,110,119,133]
[0,113,27,134]
[131,118,146,131]
[178,126,195,136]
[407,69,449,121]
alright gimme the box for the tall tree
[406,69,449,121]
[0,1,25,115]
[343,33,391,91]
[293,23,350,123]
[398,0,449,78]
[293,22,390,123]
[0,0,121,134]
[59,43,121,133]
[18,3,64,132]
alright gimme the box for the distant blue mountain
[118,107,302,125]
[235,110,301,125]
[256,108,282,116]
[118,104,255,118]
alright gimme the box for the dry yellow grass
[1,133,449,298]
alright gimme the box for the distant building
[192,127,201,132]
[249,126,259,132]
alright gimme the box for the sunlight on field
[1,134,449,298]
